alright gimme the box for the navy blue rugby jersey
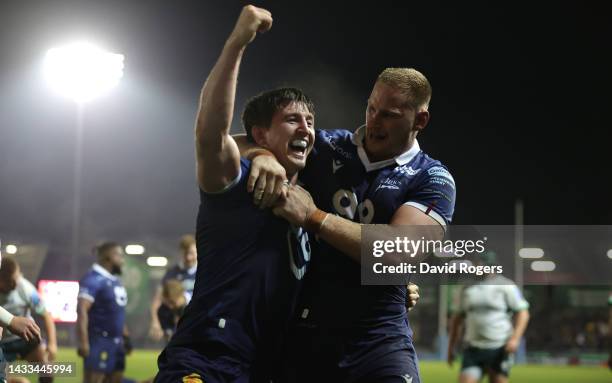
[162,263,197,295]
[297,126,455,335]
[168,158,310,364]
[78,264,128,338]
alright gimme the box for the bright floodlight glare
[530,260,556,272]
[147,256,168,267]
[607,249,612,259]
[5,245,18,255]
[125,244,145,255]
[518,247,544,259]
[44,42,124,103]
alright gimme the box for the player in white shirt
[0,257,56,383]
[448,254,530,383]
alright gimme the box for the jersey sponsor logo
[375,178,401,192]
[427,166,455,186]
[182,373,204,383]
[401,374,413,383]
[332,159,344,173]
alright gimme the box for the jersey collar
[178,261,197,275]
[92,263,118,281]
[351,125,421,172]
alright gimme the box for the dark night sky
[1,1,611,251]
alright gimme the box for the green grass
[421,361,610,383]
[7,349,611,382]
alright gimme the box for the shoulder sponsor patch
[427,166,455,187]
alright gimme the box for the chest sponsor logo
[375,178,401,192]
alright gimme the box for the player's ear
[251,125,268,147]
[414,110,430,131]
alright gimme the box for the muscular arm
[447,313,464,365]
[195,6,272,192]
[76,298,92,357]
[149,286,163,340]
[274,188,444,264]
[505,309,530,352]
[41,310,58,360]
[321,206,442,263]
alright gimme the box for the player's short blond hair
[377,68,432,110]
[178,234,195,254]
[162,279,185,301]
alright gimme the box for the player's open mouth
[288,138,308,158]
[368,132,387,142]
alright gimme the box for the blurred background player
[148,235,196,342]
[157,279,190,343]
[77,242,131,383]
[0,305,40,383]
[0,257,56,383]
[447,252,530,383]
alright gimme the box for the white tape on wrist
[0,306,15,327]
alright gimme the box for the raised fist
[228,5,273,48]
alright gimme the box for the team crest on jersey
[396,165,421,176]
[182,373,204,383]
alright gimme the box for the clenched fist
[228,5,273,48]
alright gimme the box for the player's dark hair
[0,256,18,278]
[94,242,121,258]
[242,87,315,143]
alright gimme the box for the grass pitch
[7,348,610,382]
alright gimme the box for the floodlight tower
[44,42,124,277]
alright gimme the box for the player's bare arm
[447,313,465,366]
[505,309,530,353]
[148,286,164,341]
[196,5,272,192]
[272,183,444,264]
[76,297,93,358]
[41,309,58,360]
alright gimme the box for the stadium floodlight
[43,42,124,103]
[5,244,18,255]
[518,247,544,259]
[125,244,145,255]
[147,256,168,267]
[607,249,612,259]
[530,260,556,272]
